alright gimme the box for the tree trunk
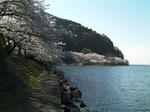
[17,45,22,57]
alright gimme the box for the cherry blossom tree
[0,0,62,61]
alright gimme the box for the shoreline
[56,69,97,112]
[61,51,129,66]
[0,56,97,112]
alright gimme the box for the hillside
[54,16,124,59]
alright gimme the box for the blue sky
[45,0,150,65]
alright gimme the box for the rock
[80,102,87,108]
[70,87,76,91]
[74,99,83,102]
[64,104,80,112]
[61,91,74,105]
[60,79,67,83]
[64,85,76,91]
[63,83,71,88]
[62,86,68,91]
[74,87,79,90]
[65,85,72,91]
[70,89,82,98]
[82,110,90,112]
[82,110,97,112]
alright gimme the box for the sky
[45,0,150,65]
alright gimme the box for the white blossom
[0,0,62,61]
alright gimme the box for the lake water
[57,65,150,112]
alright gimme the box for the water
[57,65,150,112]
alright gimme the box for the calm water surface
[57,65,150,112]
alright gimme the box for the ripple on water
[57,65,150,112]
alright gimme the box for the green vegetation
[0,33,46,101]
[0,56,47,112]
[0,33,47,112]
[81,48,93,54]
[28,72,46,89]
[56,17,124,59]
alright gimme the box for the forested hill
[54,16,124,59]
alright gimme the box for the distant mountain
[47,14,124,59]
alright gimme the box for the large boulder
[61,91,74,105]
[80,102,87,108]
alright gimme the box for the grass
[27,71,47,89]
[0,56,47,112]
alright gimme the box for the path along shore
[1,56,96,112]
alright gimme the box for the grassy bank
[0,56,47,112]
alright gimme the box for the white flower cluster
[0,0,62,61]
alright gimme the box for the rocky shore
[1,55,98,112]
[60,51,129,66]
[56,70,97,112]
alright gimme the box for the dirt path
[1,56,62,112]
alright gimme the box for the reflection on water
[58,65,150,112]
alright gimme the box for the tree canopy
[55,17,124,59]
[0,0,61,61]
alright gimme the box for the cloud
[120,46,150,65]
